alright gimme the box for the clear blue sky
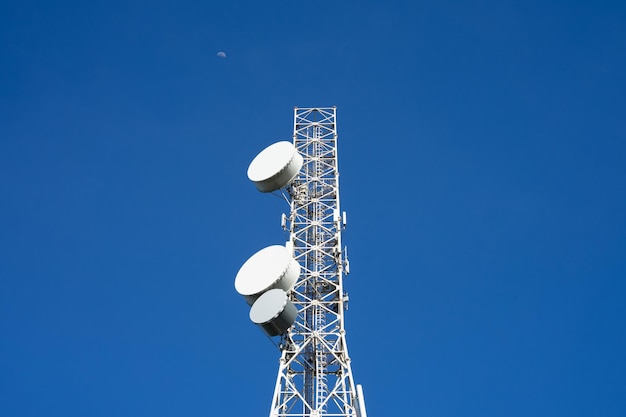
[1,1,625,416]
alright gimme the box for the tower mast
[270,107,366,417]
[235,107,367,417]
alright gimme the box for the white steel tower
[235,107,367,417]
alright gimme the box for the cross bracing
[268,107,367,417]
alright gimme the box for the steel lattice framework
[270,107,367,417]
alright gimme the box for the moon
[216,51,226,58]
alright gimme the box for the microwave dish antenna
[250,288,298,337]
[235,245,300,305]
[247,141,303,192]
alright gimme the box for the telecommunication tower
[235,107,368,417]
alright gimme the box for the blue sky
[1,1,625,416]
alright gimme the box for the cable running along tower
[235,107,367,417]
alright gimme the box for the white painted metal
[267,107,366,417]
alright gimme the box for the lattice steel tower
[235,107,367,417]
